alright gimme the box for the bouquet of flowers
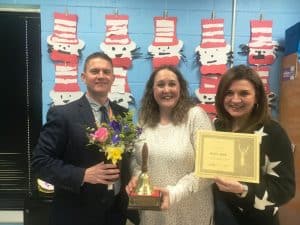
[86,111,142,165]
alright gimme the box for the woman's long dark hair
[139,65,194,127]
[215,65,271,132]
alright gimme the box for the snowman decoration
[248,20,278,107]
[100,14,138,108]
[148,16,183,69]
[240,19,279,108]
[195,18,231,119]
[47,12,85,105]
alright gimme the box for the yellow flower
[105,145,124,165]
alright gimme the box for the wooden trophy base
[128,190,162,210]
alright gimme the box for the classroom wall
[0,0,299,224]
[2,0,300,121]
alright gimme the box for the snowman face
[248,47,276,65]
[148,40,183,57]
[197,93,216,104]
[108,92,134,109]
[50,90,83,105]
[196,44,230,65]
[100,42,137,59]
[47,36,85,55]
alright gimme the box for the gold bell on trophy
[128,143,162,210]
[136,169,153,195]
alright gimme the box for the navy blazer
[32,95,139,225]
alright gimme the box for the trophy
[128,143,162,210]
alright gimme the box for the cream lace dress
[132,106,215,225]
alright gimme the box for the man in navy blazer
[32,52,139,225]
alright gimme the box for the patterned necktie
[99,106,110,124]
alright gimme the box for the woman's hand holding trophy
[126,143,163,210]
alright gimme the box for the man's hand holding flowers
[84,111,142,187]
[83,126,120,186]
[83,162,120,185]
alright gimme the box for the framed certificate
[194,130,260,183]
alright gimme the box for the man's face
[81,57,114,97]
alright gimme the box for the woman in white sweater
[126,65,214,225]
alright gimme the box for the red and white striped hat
[48,12,80,45]
[152,16,179,46]
[198,75,220,94]
[104,14,131,45]
[252,66,270,92]
[200,19,226,48]
[249,20,274,50]
[53,62,80,92]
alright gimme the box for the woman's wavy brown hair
[139,65,194,127]
[215,64,271,132]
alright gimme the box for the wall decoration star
[262,155,281,177]
[254,190,274,210]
